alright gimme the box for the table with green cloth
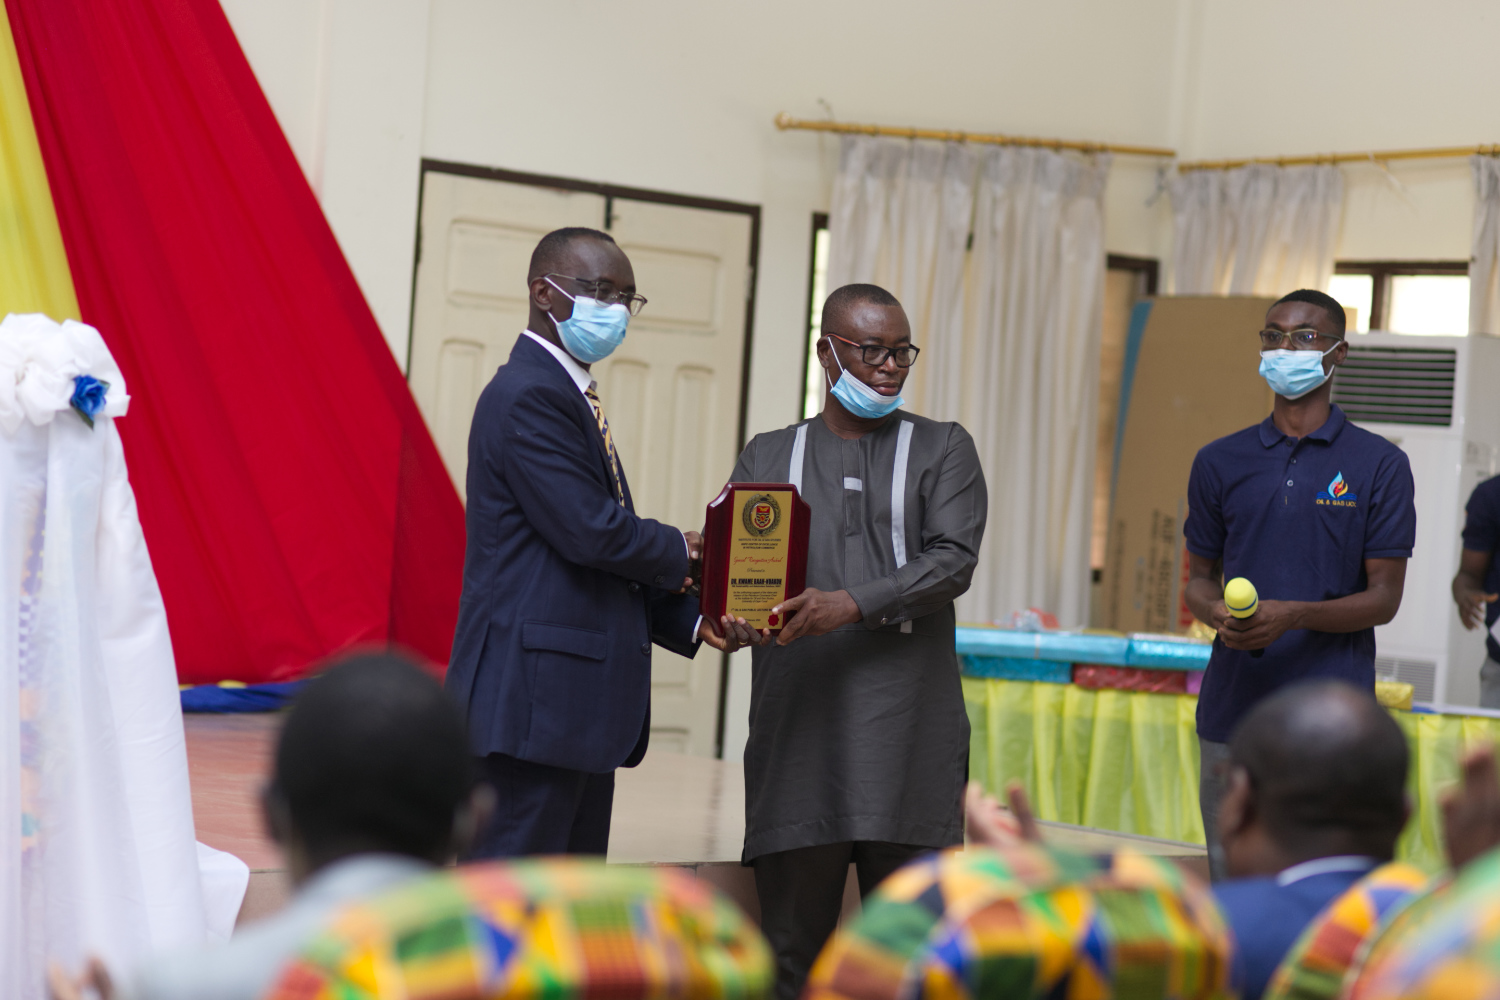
[963,675,1500,872]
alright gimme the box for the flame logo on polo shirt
[1316,472,1358,507]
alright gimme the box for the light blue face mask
[826,336,904,418]
[1259,344,1338,400]
[545,278,631,364]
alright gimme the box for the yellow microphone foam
[1224,577,1259,619]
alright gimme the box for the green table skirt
[963,676,1500,871]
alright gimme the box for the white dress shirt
[1275,854,1379,886]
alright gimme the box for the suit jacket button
[640,642,651,656]
[628,582,641,593]
[654,575,665,585]
[880,617,888,625]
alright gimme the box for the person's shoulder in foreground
[262,858,773,1000]
[1210,680,1411,1000]
[803,840,1231,1000]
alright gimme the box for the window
[1329,261,1469,335]
[801,213,831,419]
[1092,256,1158,608]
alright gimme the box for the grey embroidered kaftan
[731,411,987,862]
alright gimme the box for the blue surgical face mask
[1259,344,1339,400]
[545,278,631,364]
[826,337,904,418]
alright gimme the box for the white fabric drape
[824,136,1108,626]
[1,314,246,999]
[1469,156,1500,334]
[1168,164,1343,295]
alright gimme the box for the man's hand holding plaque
[768,588,863,646]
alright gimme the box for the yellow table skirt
[963,677,1500,871]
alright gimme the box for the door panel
[597,198,752,758]
[410,174,606,494]
[408,169,754,758]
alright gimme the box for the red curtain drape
[5,0,464,682]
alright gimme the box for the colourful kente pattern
[1262,862,1428,1000]
[804,844,1233,1000]
[265,858,772,1000]
[1346,847,1500,1000]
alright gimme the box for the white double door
[409,170,753,757]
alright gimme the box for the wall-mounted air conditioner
[1332,332,1500,709]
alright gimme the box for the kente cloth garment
[732,414,987,860]
[1345,848,1500,1000]
[264,858,773,1000]
[0,314,247,998]
[803,843,1233,1000]
[1262,861,1428,1000]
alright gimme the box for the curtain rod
[774,113,1177,159]
[1179,144,1500,171]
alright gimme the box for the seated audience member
[261,858,772,1000]
[802,840,1232,1000]
[1337,745,1500,1000]
[963,713,1500,1000]
[50,652,488,1000]
[1208,680,1419,1000]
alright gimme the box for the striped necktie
[584,385,626,507]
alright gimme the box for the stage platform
[184,713,1208,927]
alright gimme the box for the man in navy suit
[1210,680,1409,999]
[445,227,760,859]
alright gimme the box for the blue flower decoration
[71,374,110,428]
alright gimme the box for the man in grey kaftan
[732,283,986,1000]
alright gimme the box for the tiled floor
[183,712,1208,925]
[185,713,281,871]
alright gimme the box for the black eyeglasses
[827,332,920,368]
[1258,327,1339,350]
[547,274,649,316]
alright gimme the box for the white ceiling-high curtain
[824,135,1109,626]
[1470,156,1500,334]
[1168,164,1343,295]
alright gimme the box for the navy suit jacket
[446,335,702,773]
[1213,867,1371,1000]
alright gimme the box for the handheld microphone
[1224,577,1264,659]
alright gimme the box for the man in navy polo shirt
[1453,475,1500,707]
[1182,288,1416,881]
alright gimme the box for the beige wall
[220,0,1486,434]
[1177,0,1491,264]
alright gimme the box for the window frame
[800,212,830,420]
[1334,259,1468,332]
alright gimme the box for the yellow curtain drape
[964,677,1500,872]
[0,5,80,319]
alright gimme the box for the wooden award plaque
[699,482,810,636]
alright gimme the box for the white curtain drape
[824,136,1108,626]
[1469,156,1500,334]
[0,314,246,999]
[1168,164,1343,295]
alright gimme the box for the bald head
[528,227,617,282]
[820,282,902,332]
[1229,681,1408,858]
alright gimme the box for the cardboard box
[1102,297,1275,633]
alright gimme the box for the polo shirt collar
[1256,404,1348,449]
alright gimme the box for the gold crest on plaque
[742,493,781,536]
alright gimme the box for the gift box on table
[962,655,1073,684]
[1072,664,1190,694]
